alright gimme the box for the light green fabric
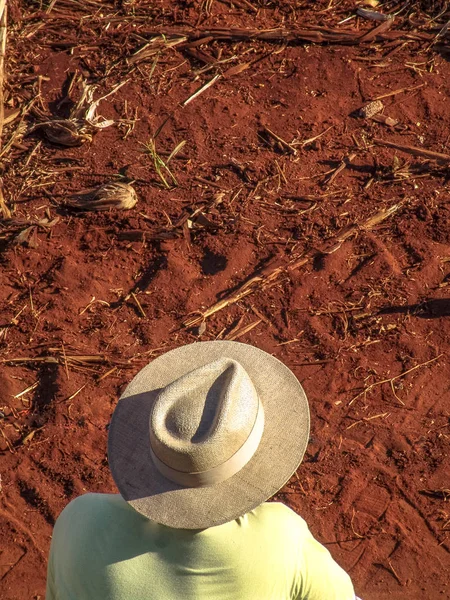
[46,493,354,600]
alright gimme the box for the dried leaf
[22,430,36,445]
[29,78,125,146]
[14,226,38,247]
[35,119,92,146]
[223,62,251,78]
[36,216,60,228]
[76,80,127,129]
[197,321,207,336]
[356,8,389,21]
[194,212,218,229]
[67,182,138,211]
[167,140,187,163]
[3,106,21,125]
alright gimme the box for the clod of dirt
[67,182,138,211]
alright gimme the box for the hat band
[150,403,265,488]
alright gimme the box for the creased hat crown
[150,358,260,475]
[108,341,310,529]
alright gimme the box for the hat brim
[108,341,310,529]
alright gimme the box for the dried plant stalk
[0,178,10,218]
[0,0,7,219]
[374,138,450,164]
[140,22,433,46]
[128,35,187,65]
[226,319,262,341]
[67,182,138,211]
[0,0,7,151]
[1,353,133,368]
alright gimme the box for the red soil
[1,2,449,599]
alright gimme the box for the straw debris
[0,0,7,152]
[183,203,401,327]
[67,182,138,211]
[374,138,450,164]
[128,35,188,66]
[29,78,126,147]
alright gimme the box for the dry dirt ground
[1,1,450,599]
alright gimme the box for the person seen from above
[46,341,360,600]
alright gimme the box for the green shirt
[46,493,354,600]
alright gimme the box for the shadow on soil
[33,363,60,412]
[48,71,77,118]
[201,248,227,275]
[18,479,55,526]
[380,298,450,318]
[436,43,450,62]
[109,254,168,315]
[131,254,168,294]
[215,254,276,301]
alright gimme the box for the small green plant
[142,137,186,189]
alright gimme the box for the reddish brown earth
[1,2,450,599]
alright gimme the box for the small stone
[196,321,207,336]
[359,100,384,119]
[371,113,399,127]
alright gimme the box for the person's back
[46,493,354,600]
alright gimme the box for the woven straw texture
[108,341,310,529]
[150,358,260,472]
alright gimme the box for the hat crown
[150,358,259,473]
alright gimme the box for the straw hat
[108,341,310,529]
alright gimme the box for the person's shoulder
[253,502,309,531]
[56,493,127,526]
[257,501,306,520]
